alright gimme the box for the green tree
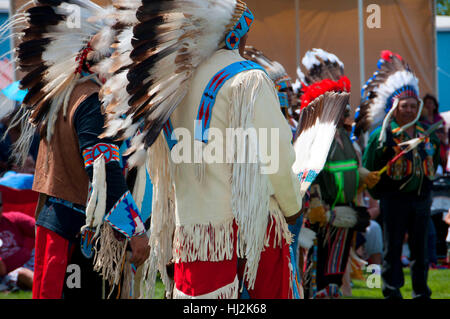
[437,0,450,15]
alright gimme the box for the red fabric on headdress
[300,76,351,109]
[381,50,403,63]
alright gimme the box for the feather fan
[293,48,350,194]
[293,91,348,195]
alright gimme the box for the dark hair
[423,94,439,116]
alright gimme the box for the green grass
[0,278,166,300]
[1,268,449,299]
[347,268,450,299]
[0,290,32,299]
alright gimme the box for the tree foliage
[437,0,450,16]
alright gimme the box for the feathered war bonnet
[7,0,118,164]
[291,48,350,188]
[100,0,256,166]
[351,50,421,144]
[243,46,294,114]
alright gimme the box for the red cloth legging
[174,219,292,299]
[174,222,239,297]
[238,218,293,299]
[32,226,71,299]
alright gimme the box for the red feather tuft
[381,50,403,62]
[381,50,393,62]
[300,76,351,109]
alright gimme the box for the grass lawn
[1,268,449,299]
[0,278,166,300]
[348,267,450,299]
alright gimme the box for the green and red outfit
[304,127,361,298]
[363,120,440,299]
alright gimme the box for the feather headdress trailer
[293,48,350,194]
[6,0,118,164]
[243,46,292,87]
[243,46,295,114]
[101,0,251,166]
[351,50,420,143]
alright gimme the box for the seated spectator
[0,171,38,219]
[0,191,35,292]
[359,195,383,265]
[420,94,448,174]
[434,126,448,175]
[420,94,446,127]
[363,220,383,265]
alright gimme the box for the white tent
[0,0,8,11]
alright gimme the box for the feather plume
[302,48,344,84]
[8,0,119,164]
[293,92,349,195]
[102,0,244,158]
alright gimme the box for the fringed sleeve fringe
[228,70,291,290]
[140,135,176,299]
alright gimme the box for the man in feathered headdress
[6,0,150,299]
[100,0,304,299]
[296,49,378,299]
[357,51,440,299]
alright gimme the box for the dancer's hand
[364,171,381,189]
[285,211,302,225]
[129,233,150,267]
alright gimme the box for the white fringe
[132,162,148,212]
[82,154,107,238]
[229,70,274,290]
[172,275,239,299]
[379,98,399,144]
[93,223,128,298]
[120,257,134,299]
[6,109,36,166]
[172,217,235,263]
[265,204,293,249]
[140,134,175,299]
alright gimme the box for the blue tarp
[0,171,34,190]
[1,81,27,102]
